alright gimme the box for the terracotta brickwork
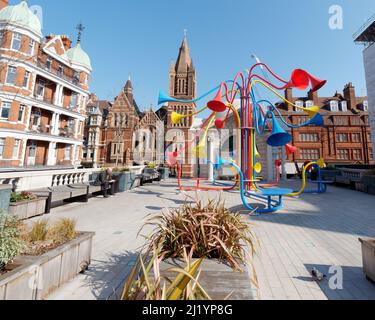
[0,1,91,169]
[83,81,163,167]
[277,84,373,165]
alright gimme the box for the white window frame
[0,138,5,159]
[12,139,20,159]
[0,31,4,46]
[28,39,35,55]
[330,101,339,112]
[70,93,78,108]
[305,100,314,108]
[295,100,304,112]
[23,70,30,88]
[6,66,17,85]
[32,110,41,127]
[11,32,22,51]
[35,79,45,99]
[1,101,11,120]
[46,57,52,71]
[340,101,348,112]
[18,105,26,123]
[363,100,369,112]
[64,145,71,160]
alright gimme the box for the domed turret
[66,43,92,71]
[0,1,42,38]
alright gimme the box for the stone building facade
[156,35,197,177]
[0,1,91,169]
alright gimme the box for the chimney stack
[308,89,319,105]
[61,35,72,50]
[343,83,356,110]
[0,0,8,10]
[285,88,294,111]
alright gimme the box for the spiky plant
[142,199,257,271]
[0,213,24,271]
[121,248,214,300]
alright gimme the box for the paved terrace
[39,179,375,300]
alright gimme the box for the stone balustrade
[0,166,144,192]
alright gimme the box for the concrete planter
[113,172,132,193]
[9,197,48,220]
[0,232,95,300]
[158,259,256,300]
[359,238,375,283]
[0,185,12,213]
[158,167,170,180]
[362,175,375,195]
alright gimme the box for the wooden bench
[141,169,161,185]
[30,180,116,214]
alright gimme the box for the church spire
[175,31,194,73]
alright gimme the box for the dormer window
[305,100,314,108]
[340,101,348,112]
[330,100,339,112]
[363,100,369,112]
[295,100,304,112]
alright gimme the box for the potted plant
[362,170,375,195]
[0,218,95,300]
[9,192,48,220]
[135,199,258,300]
[359,238,375,283]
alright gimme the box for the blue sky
[21,0,375,110]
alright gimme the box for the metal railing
[37,61,81,87]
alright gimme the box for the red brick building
[0,1,91,168]
[83,80,164,167]
[277,83,373,166]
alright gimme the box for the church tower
[167,34,197,177]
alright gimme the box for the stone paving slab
[42,180,375,300]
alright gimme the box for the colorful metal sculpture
[159,62,327,214]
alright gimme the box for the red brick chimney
[343,83,356,110]
[285,88,294,111]
[61,35,72,50]
[0,0,8,10]
[308,89,319,105]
